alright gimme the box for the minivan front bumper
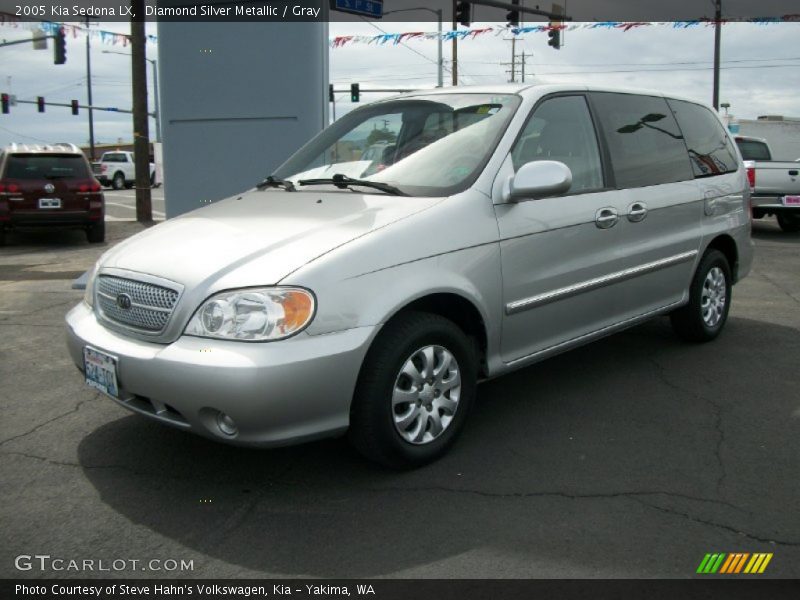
[65,302,374,446]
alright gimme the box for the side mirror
[502,160,572,203]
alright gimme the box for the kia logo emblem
[44,183,55,193]
[116,293,133,310]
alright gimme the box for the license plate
[84,346,120,399]
[782,195,800,206]
[38,198,61,209]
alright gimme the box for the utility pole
[510,37,516,83]
[520,51,533,82]
[131,0,152,222]
[712,0,722,110]
[85,17,95,161]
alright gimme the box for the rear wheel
[86,221,105,244]
[349,312,477,469]
[670,249,731,342]
[777,213,800,233]
[111,171,125,191]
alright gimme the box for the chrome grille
[96,275,179,333]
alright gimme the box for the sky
[0,19,799,149]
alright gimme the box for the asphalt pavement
[104,187,167,221]
[0,218,798,579]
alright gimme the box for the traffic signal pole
[85,17,96,161]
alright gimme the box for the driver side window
[511,95,604,194]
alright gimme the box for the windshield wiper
[297,174,406,196]
[256,175,295,192]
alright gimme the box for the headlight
[184,287,315,341]
[83,262,100,307]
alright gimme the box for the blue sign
[331,0,383,18]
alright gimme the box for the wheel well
[389,293,489,377]
[706,234,738,281]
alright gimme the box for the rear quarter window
[590,92,693,188]
[669,99,738,177]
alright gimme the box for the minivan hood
[102,189,442,289]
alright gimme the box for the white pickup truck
[92,151,155,191]
[735,135,800,232]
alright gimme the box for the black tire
[670,249,732,343]
[111,171,125,191]
[0,228,5,246]
[86,221,105,244]
[349,311,477,469]
[777,213,800,233]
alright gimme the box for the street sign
[330,0,383,19]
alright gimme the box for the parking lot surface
[1,219,798,578]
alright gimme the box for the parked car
[735,135,800,232]
[92,150,155,190]
[66,85,753,467]
[0,143,105,245]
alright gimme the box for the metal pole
[521,51,525,83]
[151,58,161,143]
[436,9,443,87]
[451,1,458,86]
[85,17,95,161]
[712,0,722,110]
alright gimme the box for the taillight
[76,180,102,193]
[0,181,20,194]
[744,161,756,190]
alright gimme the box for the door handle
[789,170,798,176]
[627,201,648,223]
[595,207,619,229]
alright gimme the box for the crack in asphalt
[631,498,800,547]
[647,355,728,495]
[3,450,797,547]
[754,271,800,306]
[0,395,99,448]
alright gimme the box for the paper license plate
[84,346,120,398]
[38,198,61,209]
[781,195,800,206]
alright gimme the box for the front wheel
[349,312,477,469]
[777,213,800,233]
[670,249,731,342]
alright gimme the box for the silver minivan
[66,84,753,467]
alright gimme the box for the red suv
[0,143,105,245]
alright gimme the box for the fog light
[216,412,237,436]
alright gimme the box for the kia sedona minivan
[66,84,752,468]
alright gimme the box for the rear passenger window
[668,99,738,177]
[590,92,693,188]
[511,95,604,194]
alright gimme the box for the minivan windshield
[273,93,521,196]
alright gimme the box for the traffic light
[54,27,66,64]
[71,99,79,116]
[456,1,471,27]
[506,0,520,27]
[329,83,334,103]
[350,83,360,103]
[547,25,561,49]
[1,93,9,114]
[37,96,45,113]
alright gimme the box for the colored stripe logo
[697,553,773,574]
